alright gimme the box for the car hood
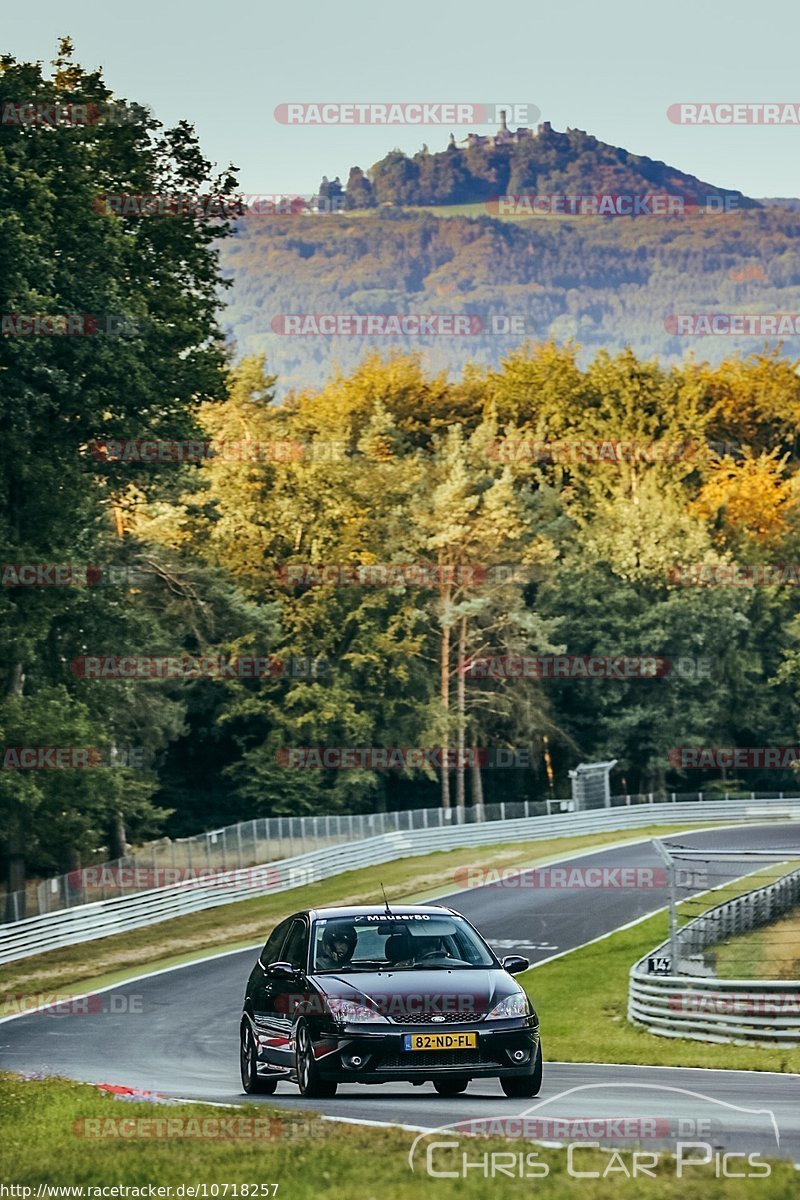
[308,968,522,1020]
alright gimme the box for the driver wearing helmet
[315,923,357,971]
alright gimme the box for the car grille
[391,1010,486,1024]
[376,1051,502,1070]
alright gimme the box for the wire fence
[652,839,800,978]
[4,788,798,922]
[679,866,800,979]
[629,842,800,1043]
[5,796,799,963]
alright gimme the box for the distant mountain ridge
[326,122,759,211]
[219,126,799,396]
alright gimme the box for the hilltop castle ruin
[447,113,554,150]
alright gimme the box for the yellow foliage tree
[690,452,797,553]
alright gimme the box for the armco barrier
[2,796,798,965]
[629,864,800,1045]
[12,789,795,921]
[11,801,556,920]
[628,975,800,1046]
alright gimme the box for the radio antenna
[380,881,392,914]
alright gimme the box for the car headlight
[485,991,529,1020]
[326,997,389,1024]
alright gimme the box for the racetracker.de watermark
[72,1116,284,1140]
[1,563,150,587]
[485,194,738,217]
[668,992,800,1015]
[94,192,346,218]
[665,313,800,336]
[273,102,539,125]
[668,102,800,124]
[67,864,281,890]
[274,990,490,1016]
[485,439,702,464]
[461,655,670,679]
[453,1115,715,1140]
[274,563,532,587]
[2,746,148,769]
[668,564,800,586]
[68,655,327,680]
[452,865,670,889]
[275,746,545,769]
[490,440,753,466]
[90,438,344,463]
[1,991,143,1016]
[1,101,151,127]
[270,314,527,337]
[668,746,800,770]
[462,655,714,679]
[1,314,139,337]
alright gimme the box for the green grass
[331,203,492,220]
[336,202,588,222]
[398,202,493,219]
[1,1073,796,1196]
[523,861,800,1073]
[672,860,800,981]
[405,203,590,222]
[0,823,719,1005]
[714,905,800,980]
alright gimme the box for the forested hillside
[220,204,800,395]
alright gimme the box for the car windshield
[311,914,497,972]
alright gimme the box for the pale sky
[3,0,798,197]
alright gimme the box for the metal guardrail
[2,795,798,966]
[7,788,797,921]
[674,867,800,963]
[6,801,553,921]
[629,863,800,1045]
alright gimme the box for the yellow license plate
[403,1032,478,1051]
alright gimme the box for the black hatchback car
[239,904,541,1098]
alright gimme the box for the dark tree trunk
[4,661,26,917]
[440,601,451,810]
[455,616,467,809]
[5,821,26,921]
[109,810,128,860]
[471,752,484,813]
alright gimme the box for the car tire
[433,1076,469,1096]
[295,1021,338,1098]
[500,1039,543,1098]
[240,1019,278,1094]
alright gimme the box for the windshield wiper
[314,963,382,973]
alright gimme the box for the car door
[248,917,293,1068]
[267,916,310,1069]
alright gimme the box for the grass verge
[0,823,712,1004]
[0,1073,796,1195]
[340,202,586,222]
[714,906,800,980]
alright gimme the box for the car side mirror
[266,960,298,980]
[501,955,529,975]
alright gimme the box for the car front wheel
[240,1020,278,1094]
[500,1039,543,1098]
[433,1076,469,1096]
[295,1021,337,1098]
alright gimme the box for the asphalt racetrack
[3,822,800,1160]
